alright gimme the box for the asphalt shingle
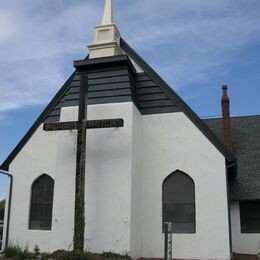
[204,115,260,200]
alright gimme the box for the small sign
[164,222,173,260]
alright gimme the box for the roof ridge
[204,115,260,121]
[230,114,260,119]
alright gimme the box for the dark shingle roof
[204,115,260,200]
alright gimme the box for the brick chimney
[221,85,233,152]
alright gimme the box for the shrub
[101,252,131,259]
[39,253,52,260]
[51,250,131,260]
[4,245,35,260]
[3,247,132,260]
[51,250,72,260]
[51,250,89,260]
[4,245,20,258]
[34,245,40,256]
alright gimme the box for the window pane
[30,204,43,224]
[164,203,195,223]
[163,172,194,204]
[32,185,44,203]
[43,204,53,230]
[240,201,260,233]
[45,183,54,203]
[29,175,54,230]
[172,223,195,233]
[163,171,195,234]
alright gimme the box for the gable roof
[0,39,234,171]
[204,115,260,200]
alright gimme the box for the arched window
[163,170,195,233]
[29,174,54,230]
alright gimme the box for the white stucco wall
[7,102,137,254]
[8,124,60,252]
[6,101,231,259]
[130,105,143,259]
[50,109,77,251]
[83,102,134,254]
[231,201,260,255]
[140,112,231,260]
[56,103,144,256]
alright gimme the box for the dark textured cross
[43,72,124,251]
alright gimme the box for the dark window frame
[29,174,54,231]
[240,200,260,234]
[162,170,196,234]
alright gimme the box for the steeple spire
[101,0,113,25]
[88,0,122,59]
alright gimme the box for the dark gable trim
[0,71,77,171]
[120,38,234,162]
[74,55,137,72]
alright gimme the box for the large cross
[43,72,124,251]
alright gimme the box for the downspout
[221,85,234,259]
[225,161,234,260]
[0,169,13,249]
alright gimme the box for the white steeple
[101,0,113,25]
[88,0,122,59]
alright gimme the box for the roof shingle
[204,115,260,200]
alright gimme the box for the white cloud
[0,0,101,119]
[119,0,260,88]
[0,11,16,44]
[0,0,260,118]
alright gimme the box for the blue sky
[0,0,260,199]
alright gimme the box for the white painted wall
[58,103,144,256]
[231,201,260,255]
[84,102,134,254]
[140,112,231,260]
[130,105,143,259]
[8,125,59,252]
[7,102,137,254]
[6,101,231,259]
[50,109,77,251]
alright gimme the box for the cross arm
[43,121,78,131]
[43,118,124,131]
[87,118,124,129]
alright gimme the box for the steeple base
[88,24,123,59]
[88,41,122,59]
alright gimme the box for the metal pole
[0,169,13,249]
[164,222,173,260]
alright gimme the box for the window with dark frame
[240,201,260,233]
[163,170,195,233]
[29,174,54,230]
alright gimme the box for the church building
[1,1,260,259]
